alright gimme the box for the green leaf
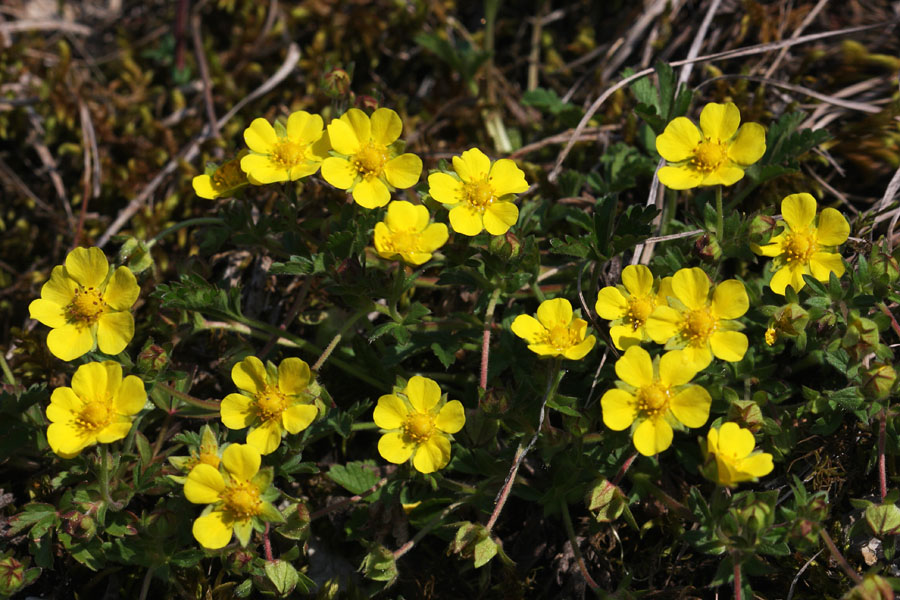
[327,462,379,495]
[865,503,900,536]
[264,559,299,597]
[430,342,457,369]
[360,544,398,583]
[586,479,625,523]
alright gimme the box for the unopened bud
[322,68,351,98]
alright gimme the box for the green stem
[99,445,123,510]
[393,500,466,559]
[311,307,370,372]
[715,185,724,239]
[560,500,600,591]
[350,421,379,431]
[155,382,220,411]
[147,217,224,248]
[480,287,503,391]
[0,354,16,386]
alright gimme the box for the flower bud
[356,95,379,111]
[321,68,351,98]
[726,400,764,432]
[137,343,168,373]
[0,554,26,596]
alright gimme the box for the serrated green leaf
[327,462,379,495]
[866,503,900,536]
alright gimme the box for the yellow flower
[29,247,140,361]
[428,148,528,236]
[373,376,465,474]
[595,265,672,350]
[220,357,319,455]
[168,425,222,484]
[192,153,252,199]
[601,347,711,456]
[373,201,449,266]
[645,267,748,370]
[184,443,283,549]
[703,422,774,487]
[752,193,849,295]
[240,111,326,184]
[46,361,146,458]
[511,298,596,360]
[764,327,777,346]
[320,108,422,209]
[656,102,766,190]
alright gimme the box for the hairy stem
[480,287,502,391]
[560,500,600,591]
[819,528,862,584]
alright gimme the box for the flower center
[680,307,717,346]
[782,230,818,265]
[547,325,577,350]
[386,230,420,253]
[222,480,262,519]
[403,412,434,443]
[764,327,777,346]
[255,386,287,422]
[211,159,247,191]
[272,140,307,168]
[690,139,728,173]
[76,400,112,431]
[635,383,670,418]
[65,286,107,326]
[353,142,389,179]
[626,296,654,331]
[463,180,495,212]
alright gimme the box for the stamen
[403,413,434,443]
[222,480,262,518]
[255,386,287,422]
[689,139,728,173]
[463,180,495,213]
[353,143,389,179]
[65,286,107,327]
[635,384,670,418]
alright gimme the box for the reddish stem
[733,559,742,600]
[480,288,501,391]
[263,523,274,562]
[612,452,638,487]
[879,408,888,500]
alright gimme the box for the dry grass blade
[0,19,92,36]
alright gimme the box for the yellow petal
[727,122,766,165]
[192,174,219,199]
[709,330,748,362]
[658,164,704,190]
[658,350,697,386]
[428,172,464,205]
[342,109,371,147]
[378,431,415,464]
[621,265,653,296]
[754,233,786,257]
[601,389,637,430]
[656,117,701,162]
[369,108,402,145]
[536,298,573,330]
[286,111,323,144]
[483,201,518,235]
[184,463,226,504]
[716,422,755,458]
[419,223,449,253]
[781,193,817,230]
[327,117,361,156]
[680,345,714,371]
[405,375,441,413]
[711,279,748,320]
[282,403,317,434]
[699,102,740,141]
[740,453,774,478]
[672,268,709,310]
[192,511,233,549]
[29,298,67,328]
[488,159,528,196]
[71,361,108,401]
[453,148,491,183]
[40,266,77,307]
[47,324,94,361]
[816,208,850,246]
[669,385,711,428]
[321,156,357,189]
[706,426,720,454]
[277,357,310,395]
[288,161,320,181]
[352,178,391,209]
[222,443,261,480]
[385,200,423,231]
[448,205,484,236]
[247,420,283,455]
[65,247,108,288]
[384,154,422,189]
[768,265,794,295]
[526,343,562,357]
[244,118,277,154]
[615,346,654,388]
[435,400,465,434]
[96,420,133,443]
[413,434,451,473]
[511,314,546,344]
[633,417,673,456]
[113,375,146,416]
[240,154,285,184]
[374,394,409,429]
[563,335,595,360]
[47,422,92,457]
[47,387,80,423]
[96,311,134,355]
[595,287,628,320]
[809,252,845,281]
[609,324,641,351]
[701,165,745,187]
[105,266,139,311]
[221,393,255,429]
[232,357,267,396]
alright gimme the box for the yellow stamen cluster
[255,386,287,422]
[635,383,670,419]
[222,480,262,519]
[463,180,495,212]
[781,230,818,265]
[680,308,718,345]
[689,139,728,173]
[271,140,306,169]
[76,401,112,431]
[211,160,246,190]
[403,412,435,443]
[626,296,654,331]
[65,286,107,325]
[353,142,389,179]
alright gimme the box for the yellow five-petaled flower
[192,152,252,199]
[240,111,327,184]
[601,347,711,456]
[656,102,766,190]
[220,356,319,455]
[373,201,449,266]
[645,267,748,370]
[29,247,140,362]
[321,108,423,209]
[428,148,529,236]
[511,298,596,360]
[595,265,671,350]
[184,443,283,549]
[373,376,465,474]
[46,361,146,458]
[703,422,774,487]
[752,193,850,295]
